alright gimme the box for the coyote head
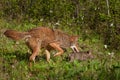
[70,36,79,53]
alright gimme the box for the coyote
[4,27,79,62]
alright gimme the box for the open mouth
[70,45,79,53]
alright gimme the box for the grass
[0,21,120,80]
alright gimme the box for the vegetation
[0,0,120,80]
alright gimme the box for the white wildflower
[104,45,107,49]
[108,52,115,57]
[50,10,53,13]
[108,52,111,55]
[81,16,84,20]
[40,18,43,21]
[110,23,114,27]
[55,22,60,25]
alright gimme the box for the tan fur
[4,27,79,62]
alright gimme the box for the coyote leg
[49,43,64,57]
[26,38,41,62]
[29,44,40,67]
[29,46,40,62]
[45,50,50,62]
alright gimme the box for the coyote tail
[4,29,30,41]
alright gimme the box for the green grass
[0,21,120,80]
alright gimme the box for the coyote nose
[70,45,79,53]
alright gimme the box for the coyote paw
[47,59,50,63]
[53,54,57,57]
[29,55,35,62]
[54,53,61,57]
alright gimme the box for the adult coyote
[4,27,79,62]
